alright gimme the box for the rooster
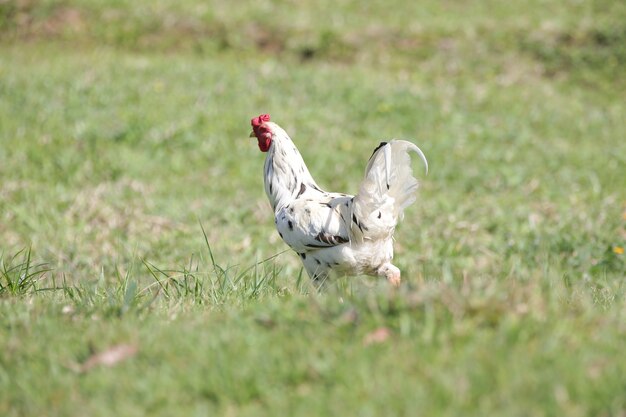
[250,114,428,286]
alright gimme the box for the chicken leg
[377,263,401,287]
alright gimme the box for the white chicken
[250,114,428,286]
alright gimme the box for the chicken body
[251,115,428,286]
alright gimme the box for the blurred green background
[1,1,625,416]
[2,0,624,278]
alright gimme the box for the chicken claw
[378,263,401,287]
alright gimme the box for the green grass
[1,0,625,415]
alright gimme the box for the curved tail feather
[351,140,428,240]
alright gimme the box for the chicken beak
[249,131,256,138]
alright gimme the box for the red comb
[251,114,271,129]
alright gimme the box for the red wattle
[258,136,271,152]
[251,114,272,152]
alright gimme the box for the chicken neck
[263,139,320,213]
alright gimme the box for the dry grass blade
[363,327,392,346]
[78,344,139,373]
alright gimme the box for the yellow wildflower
[613,246,624,255]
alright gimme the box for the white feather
[352,140,428,240]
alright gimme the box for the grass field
[1,1,626,415]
